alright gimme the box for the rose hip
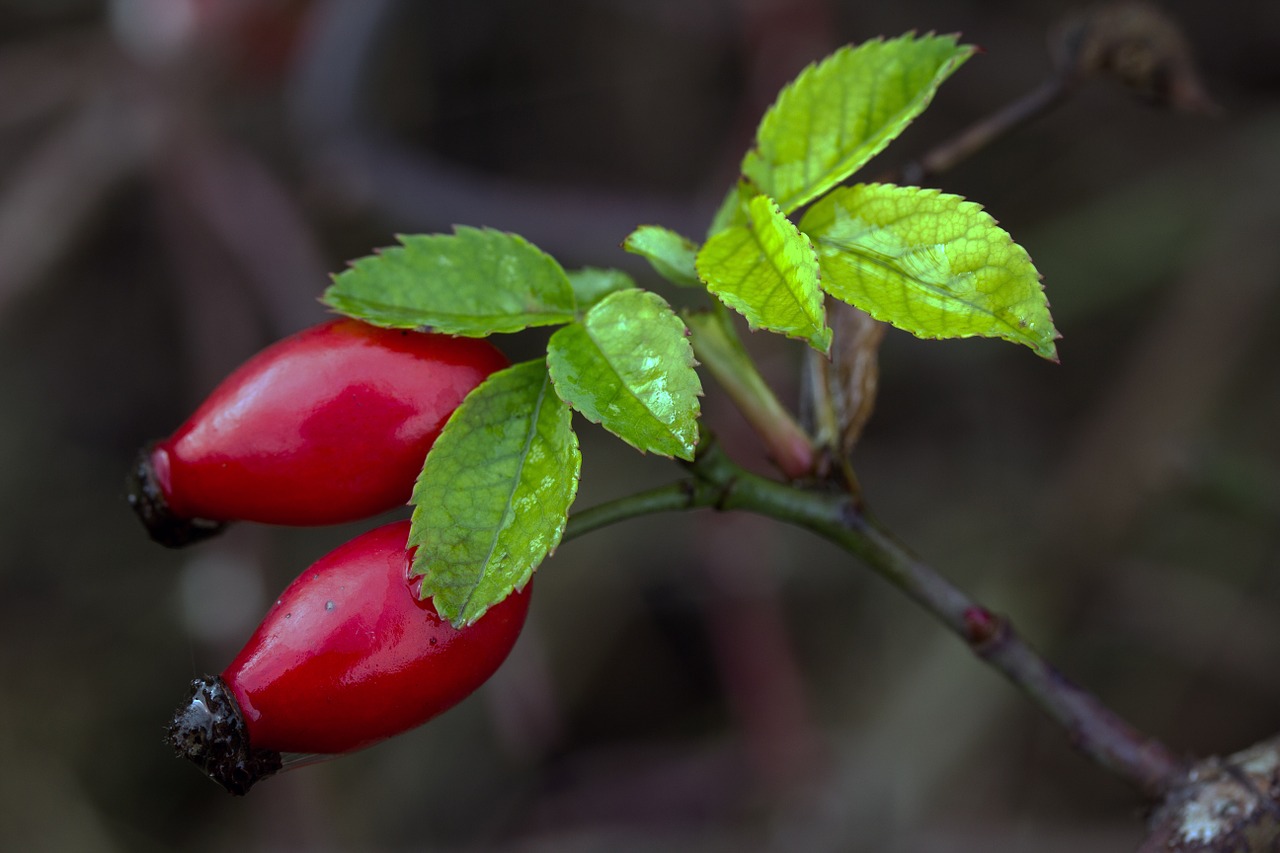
[128,318,507,546]
[167,520,531,794]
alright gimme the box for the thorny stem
[563,437,1187,798]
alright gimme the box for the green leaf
[743,33,974,214]
[410,360,581,625]
[567,267,636,309]
[696,194,832,353]
[623,226,701,287]
[799,183,1059,359]
[548,290,702,460]
[323,228,577,336]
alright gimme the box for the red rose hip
[129,318,507,546]
[168,521,531,794]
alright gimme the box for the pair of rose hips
[131,318,528,794]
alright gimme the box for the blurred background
[0,0,1277,850]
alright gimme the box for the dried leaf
[802,302,886,469]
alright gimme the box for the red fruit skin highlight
[130,319,507,544]
[230,521,530,754]
[169,521,531,793]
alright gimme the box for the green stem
[684,305,816,480]
[562,437,1187,798]
[563,481,710,542]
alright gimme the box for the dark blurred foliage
[0,1,1277,850]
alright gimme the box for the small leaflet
[623,226,701,287]
[410,360,581,626]
[743,34,974,214]
[548,290,702,460]
[696,194,832,353]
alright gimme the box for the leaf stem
[562,437,1187,797]
[684,305,816,480]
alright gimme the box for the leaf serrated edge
[623,226,702,287]
[323,227,578,334]
[753,196,831,352]
[408,362,580,626]
[550,290,702,460]
[454,366,558,623]
[805,182,1059,360]
[698,195,831,352]
[744,32,973,213]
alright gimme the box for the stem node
[962,605,1004,649]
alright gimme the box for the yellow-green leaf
[548,290,702,460]
[800,183,1058,359]
[696,194,831,353]
[623,226,701,287]
[744,34,974,214]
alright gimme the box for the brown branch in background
[1057,0,1220,115]
[0,89,156,318]
[1041,133,1280,849]
[898,74,1073,188]
[894,0,1220,188]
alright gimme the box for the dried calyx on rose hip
[128,318,507,547]
[168,521,531,795]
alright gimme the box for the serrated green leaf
[410,360,580,625]
[799,183,1058,359]
[323,228,576,336]
[567,266,636,309]
[623,226,701,287]
[548,290,702,460]
[744,33,974,214]
[696,194,831,353]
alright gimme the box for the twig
[895,73,1073,187]
[561,437,1188,797]
[563,481,709,542]
[844,515,1189,798]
